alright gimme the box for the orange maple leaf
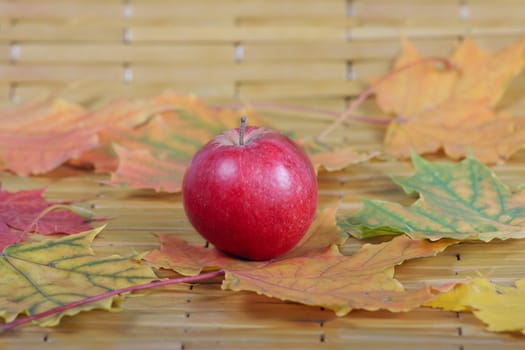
[299,139,379,173]
[144,208,454,315]
[109,144,186,193]
[69,98,169,173]
[375,37,525,163]
[0,99,99,175]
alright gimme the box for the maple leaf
[0,100,99,175]
[375,36,525,163]
[0,223,19,252]
[310,148,378,173]
[69,98,168,173]
[281,207,347,258]
[426,277,525,334]
[107,144,186,193]
[299,139,379,173]
[0,226,157,326]
[340,153,525,241]
[0,186,93,251]
[144,208,454,315]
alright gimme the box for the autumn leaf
[69,98,169,173]
[310,148,378,173]
[145,235,256,277]
[0,186,93,251]
[340,153,525,241]
[145,208,454,315]
[281,206,347,258]
[426,278,525,334]
[0,223,19,253]
[105,144,184,193]
[375,36,525,163]
[222,236,453,316]
[299,139,379,173]
[0,226,157,326]
[0,99,99,175]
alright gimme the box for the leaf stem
[316,56,454,142]
[1,269,225,333]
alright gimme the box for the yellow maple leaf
[426,277,525,334]
[0,226,157,327]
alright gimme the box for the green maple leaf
[0,226,157,326]
[339,154,525,241]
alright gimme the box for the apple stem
[239,116,247,145]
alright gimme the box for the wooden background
[1,0,525,349]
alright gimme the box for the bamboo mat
[2,0,525,348]
[1,0,525,107]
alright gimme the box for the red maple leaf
[0,186,93,251]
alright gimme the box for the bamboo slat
[130,24,348,42]
[0,0,123,19]
[131,0,346,20]
[468,0,525,21]
[0,21,124,42]
[352,0,460,20]
[0,64,123,82]
[15,44,234,63]
[238,80,363,100]
[132,61,347,82]
[0,43,9,62]
[243,38,460,61]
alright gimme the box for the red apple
[182,117,317,260]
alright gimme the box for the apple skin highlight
[182,124,318,261]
